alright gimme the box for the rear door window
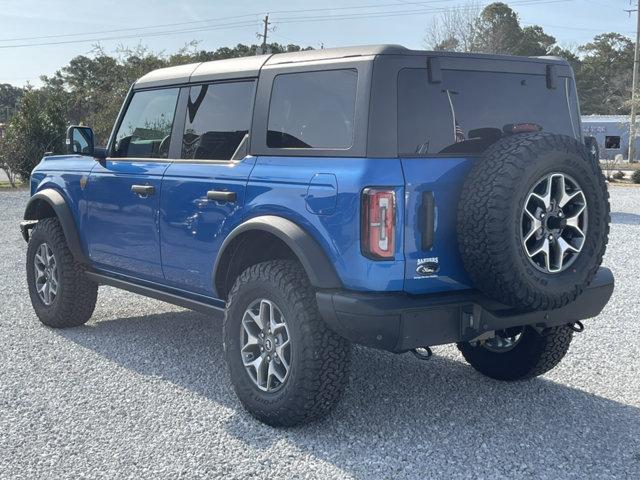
[182,81,255,161]
[398,68,578,156]
[112,88,179,159]
[267,69,358,149]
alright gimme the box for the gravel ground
[1,187,639,480]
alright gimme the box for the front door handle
[207,190,237,203]
[131,184,155,197]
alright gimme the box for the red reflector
[361,188,396,259]
[504,123,542,134]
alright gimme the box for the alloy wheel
[521,172,587,273]
[34,242,59,305]
[240,298,291,392]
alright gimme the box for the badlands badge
[415,257,439,278]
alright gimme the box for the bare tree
[424,2,481,52]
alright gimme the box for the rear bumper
[317,267,614,353]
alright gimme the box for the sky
[0,0,635,86]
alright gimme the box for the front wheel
[457,325,573,381]
[26,217,97,328]
[223,260,351,427]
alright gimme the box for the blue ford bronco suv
[21,45,613,426]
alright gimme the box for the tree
[425,3,480,52]
[515,25,556,56]
[0,83,23,122]
[0,41,313,183]
[0,88,67,180]
[427,2,556,56]
[577,33,634,115]
[471,2,523,54]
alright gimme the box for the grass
[0,181,26,189]
[601,162,640,171]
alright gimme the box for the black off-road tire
[458,133,609,310]
[223,260,351,427]
[26,217,97,328]
[457,325,573,381]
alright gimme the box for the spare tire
[457,132,609,310]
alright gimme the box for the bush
[0,89,67,180]
[613,170,625,180]
[632,169,640,184]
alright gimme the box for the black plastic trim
[427,57,442,84]
[546,64,557,89]
[213,215,342,295]
[317,267,614,352]
[421,191,435,250]
[23,189,90,265]
[85,271,225,316]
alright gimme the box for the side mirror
[66,125,107,160]
[66,125,94,155]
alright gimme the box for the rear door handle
[207,190,237,203]
[131,184,155,197]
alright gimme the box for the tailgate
[401,157,474,294]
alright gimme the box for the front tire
[26,217,97,328]
[223,260,351,427]
[457,325,573,381]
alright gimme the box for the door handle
[207,190,237,203]
[131,184,155,197]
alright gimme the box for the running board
[84,271,225,317]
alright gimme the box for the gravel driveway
[1,188,639,479]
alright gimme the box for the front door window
[112,88,179,159]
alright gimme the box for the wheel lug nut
[267,356,271,362]
[260,346,264,352]
[540,213,545,218]
[548,234,553,241]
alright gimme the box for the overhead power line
[0,0,575,50]
[0,1,460,43]
[0,20,261,49]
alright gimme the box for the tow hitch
[568,321,585,333]
[411,346,433,360]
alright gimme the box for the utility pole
[626,1,640,163]
[257,14,271,55]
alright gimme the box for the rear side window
[112,88,179,158]
[398,69,578,156]
[267,69,358,149]
[182,81,255,161]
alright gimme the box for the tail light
[361,188,396,259]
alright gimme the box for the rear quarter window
[267,69,358,150]
[398,68,579,156]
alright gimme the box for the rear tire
[457,325,573,381]
[26,218,97,328]
[223,260,351,427]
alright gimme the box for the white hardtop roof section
[135,62,200,89]
[135,55,270,89]
[134,44,571,89]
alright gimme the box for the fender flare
[214,215,342,292]
[24,189,90,265]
